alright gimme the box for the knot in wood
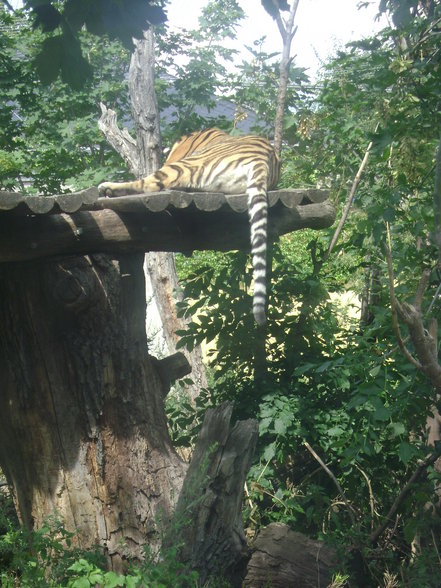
[46,258,99,313]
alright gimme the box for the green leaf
[373,405,391,422]
[398,441,417,465]
[103,571,126,587]
[388,422,406,438]
[369,364,381,378]
[89,571,104,583]
[274,418,287,436]
[71,578,91,588]
[263,443,276,462]
[68,559,92,573]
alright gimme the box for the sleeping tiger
[98,128,280,325]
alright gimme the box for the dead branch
[98,103,138,176]
[370,448,441,545]
[354,463,376,532]
[326,127,378,259]
[304,441,357,527]
[273,0,300,158]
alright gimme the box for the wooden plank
[0,201,335,263]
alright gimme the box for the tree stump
[172,403,258,585]
[0,253,186,570]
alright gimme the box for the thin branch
[354,463,376,532]
[325,126,378,259]
[414,267,432,310]
[370,449,441,544]
[427,280,441,315]
[272,0,287,41]
[304,441,357,527]
[273,0,300,158]
[384,225,422,369]
[433,134,441,266]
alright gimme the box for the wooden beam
[0,201,335,263]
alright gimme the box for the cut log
[244,523,336,588]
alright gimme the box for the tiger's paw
[98,182,115,197]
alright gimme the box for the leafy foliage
[173,1,441,584]
[13,0,166,87]
[0,7,131,193]
[0,512,201,587]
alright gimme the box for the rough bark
[172,403,258,585]
[128,31,162,177]
[244,523,336,588]
[0,254,186,570]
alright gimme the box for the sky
[165,0,388,79]
[9,0,389,79]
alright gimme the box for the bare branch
[326,127,378,259]
[398,299,441,393]
[354,463,376,532]
[304,441,357,527]
[272,2,287,41]
[384,227,422,369]
[273,0,300,158]
[370,449,441,544]
[98,103,138,176]
[414,267,432,310]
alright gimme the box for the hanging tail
[248,184,268,326]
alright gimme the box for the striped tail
[248,184,268,326]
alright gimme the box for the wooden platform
[0,188,335,262]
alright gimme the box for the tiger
[98,128,280,325]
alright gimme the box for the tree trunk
[99,29,207,403]
[145,252,208,401]
[171,403,258,585]
[0,254,186,570]
[273,1,300,158]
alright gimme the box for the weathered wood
[151,352,192,396]
[0,254,187,571]
[172,402,258,585]
[0,188,330,215]
[244,523,336,588]
[0,199,335,263]
[98,31,208,404]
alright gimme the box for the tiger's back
[99,128,280,325]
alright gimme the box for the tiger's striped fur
[98,128,280,325]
